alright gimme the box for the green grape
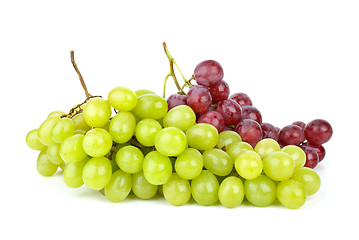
[47,110,66,118]
[83,98,112,127]
[135,89,155,97]
[38,115,61,146]
[175,148,203,180]
[100,120,111,132]
[72,113,91,132]
[116,145,144,174]
[104,169,132,203]
[163,105,196,131]
[191,170,219,206]
[263,151,295,181]
[108,86,138,112]
[235,150,263,180]
[277,179,307,209]
[51,117,75,143]
[135,118,162,147]
[163,173,191,206]
[254,138,281,159]
[132,94,168,120]
[154,127,187,156]
[142,151,172,185]
[26,129,46,151]
[217,130,242,150]
[47,145,64,165]
[203,148,233,176]
[63,157,89,188]
[83,128,113,157]
[244,175,277,207]
[74,129,86,135]
[60,134,88,163]
[226,141,253,161]
[218,176,244,208]
[82,156,112,190]
[186,123,218,151]
[281,145,306,169]
[132,171,158,199]
[109,112,136,143]
[290,167,321,196]
[36,149,58,177]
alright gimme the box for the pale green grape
[132,171,158,199]
[38,115,61,146]
[104,169,132,203]
[218,176,244,208]
[108,86,138,112]
[26,129,46,151]
[291,167,321,195]
[47,145,64,165]
[100,120,110,132]
[281,145,306,169]
[82,156,112,190]
[203,148,233,176]
[163,105,196,131]
[83,128,113,157]
[217,131,242,150]
[277,179,307,209]
[175,148,203,180]
[51,117,75,143]
[226,141,253,161]
[263,151,295,181]
[132,94,168,120]
[244,175,276,207]
[163,173,191,206]
[60,134,88,163]
[63,157,89,188]
[47,110,66,118]
[235,150,263,180]
[109,112,136,143]
[36,149,58,177]
[74,129,86,135]
[116,145,144,174]
[142,151,172,185]
[191,170,219,206]
[135,89,155,97]
[135,118,162,147]
[83,98,112,127]
[254,138,280,159]
[72,113,91,132]
[154,127,187,156]
[186,123,218,151]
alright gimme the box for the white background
[1,0,358,239]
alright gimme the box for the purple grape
[301,145,319,169]
[216,99,242,126]
[304,119,333,146]
[207,80,230,104]
[261,122,279,141]
[167,93,187,110]
[186,85,212,114]
[229,93,252,107]
[241,106,262,124]
[235,119,263,147]
[278,124,305,146]
[194,60,224,86]
[198,111,225,132]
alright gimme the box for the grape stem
[162,42,192,95]
[61,95,102,118]
[70,50,92,99]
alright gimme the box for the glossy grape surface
[104,169,132,202]
[109,112,136,143]
[218,176,244,208]
[142,151,172,185]
[244,175,276,207]
[191,170,219,206]
[82,156,112,190]
[163,173,191,206]
[186,123,218,150]
[108,86,137,112]
[83,98,112,127]
[154,127,187,156]
[277,179,307,209]
[194,60,224,86]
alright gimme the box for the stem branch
[162,42,184,94]
[70,50,92,99]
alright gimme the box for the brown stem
[61,95,102,118]
[70,50,92,99]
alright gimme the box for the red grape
[301,145,319,168]
[234,119,263,147]
[186,85,212,114]
[292,121,306,129]
[167,93,187,110]
[194,60,224,86]
[229,93,252,107]
[197,111,225,132]
[304,119,333,146]
[261,122,279,141]
[207,80,230,104]
[216,99,242,126]
[306,143,326,162]
[241,106,262,124]
[278,124,305,146]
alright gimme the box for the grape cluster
[167,60,333,169]
[26,49,333,209]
